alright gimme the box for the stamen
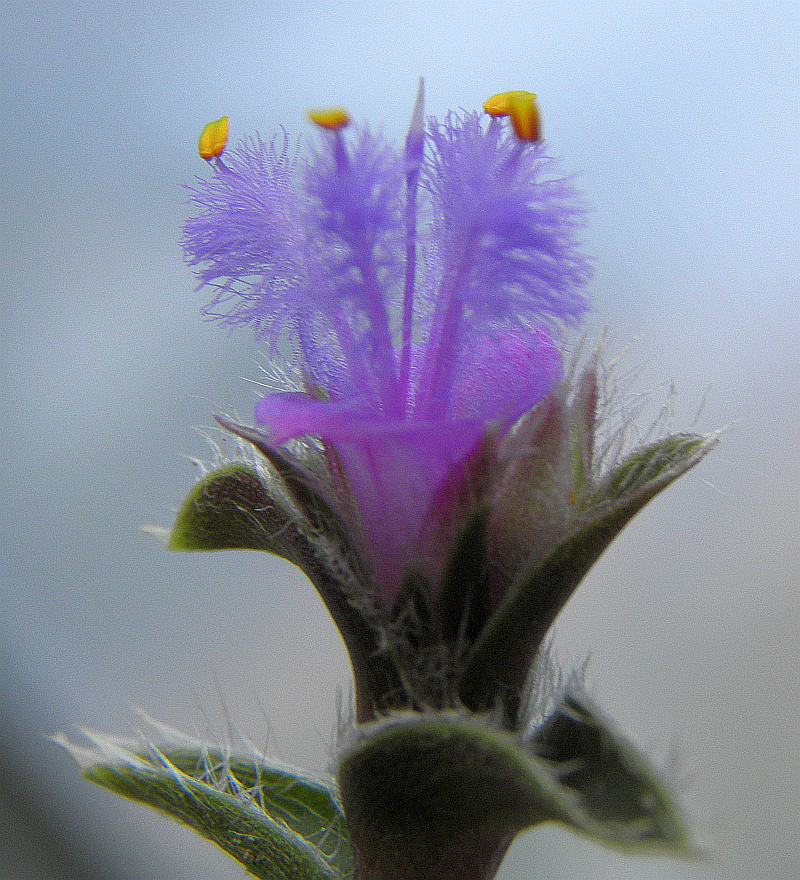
[508,93,541,142]
[307,107,350,130]
[482,90,536,118]
[399,78,425,414]
[483,90,542,142]
[308,103,399,412]
[309,107,350,172]
[198,116,229,161]
[416,243,475,418]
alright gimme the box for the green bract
[58,690,697,880]
[122,353,714,880]
[165,360,717,731]
[56,727,352,880]
[340,698,697,880]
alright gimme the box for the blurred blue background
[1,1,798,878]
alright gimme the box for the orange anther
[307,107,350,131]
[508,92,541,142]
[198,116,229,161]
[483,90,536,118]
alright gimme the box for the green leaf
[165,748,353,876]
[168,443,404,722]
[338,712,556,880]
[590,433,715,507]
[528,693,696,854]
[61,733,345,880]
[168,463,306,559]
[460,433,717,723]
[337,710,695,880]
[215,418,362,565]
[339,713,560,836]
[437,507,491,647]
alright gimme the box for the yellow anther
[198,116,229,161]
[483,90,541,142]
[483,90,536,118]
[508,92,541,142]
[307,107,350,131]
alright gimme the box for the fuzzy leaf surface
[589,434,715,507]
[83,747,342,880]
[338,711,695,880]
[215,418,363,566]
[165,748,353,876]
[461,433,717,721]
[338,713,555,880]
[528,694,696,853]
[168,463,305,559]
[168,449,403,721]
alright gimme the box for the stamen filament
[416,240,475,417]
[399,78,426,415]
[356,257,401,414]
[311,108,400,413]
[332,130,349,174]
[399,178,419,414]
[330,310,375,400]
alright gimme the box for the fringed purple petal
[423,113,590,329]
[182,134,310,342]
[447,328,561,424]
[303,127,405,412]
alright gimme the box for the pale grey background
[1,1,798,878]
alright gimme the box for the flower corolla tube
[183,82,591,610]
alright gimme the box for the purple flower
[183,84,591,608]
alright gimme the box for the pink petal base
[253,329,562,606]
